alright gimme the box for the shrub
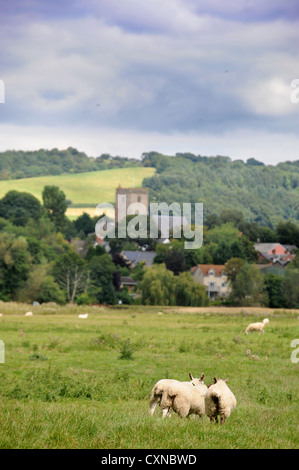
[118,339,134,360]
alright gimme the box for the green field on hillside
[0,167,155,206]
[0,303,298,449]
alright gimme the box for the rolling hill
[0,167,156,219]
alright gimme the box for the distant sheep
[245,318,269,335]
[205,377,236,424]
[78,313,88,319]
[0,313,3,317]
[150,373,204,417]
[160,373,207,419]
[24,311,33,317]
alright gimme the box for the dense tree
[0,233,31,300]
[141,264,176,305]
[174,272,209,306]
[205,213,220,230]
[264,274,287,308]
[183,249,202,270]
[229,263,264,305]
[53,250,89,303]
[164,247,186,275]
[206,223,240,245]
[88,254,116,304]
[230,240,244,259]
[38,275,67,304]
[219,209,244,227]
[16,264,65,304]
[42,185,68,232]
[225,258,244,283]
[276,220,299,247]
[0,148,141,180]
[74,212,95,237]
[0,190,42,226]
[212,241,232,264]
[238,236,258,263]
[142,152,299,226]
[282,261,299,308]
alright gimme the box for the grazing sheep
[205,377,236,424]
[160,373,207,419]
[150,373,204,417]
[78,313,88,319]
[0,313,3,317]
[24,311,33,317]
[245,318,269,335]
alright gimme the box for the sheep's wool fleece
[205,380,236,419]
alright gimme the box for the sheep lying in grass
[24,311,33,317]
[245,318,269,335]
[205,377,236,424]
[78,313,88,319]
[150,373,204,417]
[160,373,207,419]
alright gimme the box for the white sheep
[245,318,269,335]
[150,373,204,417]
[0,313,3,317]
[204,377,236,424]
[78,313,88,319]
[24,311,33,317]
[160,374,207,419]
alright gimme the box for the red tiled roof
[192,264,226,276]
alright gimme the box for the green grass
[0,302,298,449]
[0,167,155,205]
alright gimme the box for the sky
[0,0,299,165]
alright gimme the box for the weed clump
[118,339,134,360]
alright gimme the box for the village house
[254,242,296,267]
[120,276,138,292]
[190,264,230,301]
[120,250,156,269]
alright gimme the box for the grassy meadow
[0,167,155,207]
[0,302,298,449]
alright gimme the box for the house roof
[191,264,226,276]
[282,244,298,252]
[122,250,156,268]
[258,252,293,265]
[254,243,286,253]
[120,276,137,285]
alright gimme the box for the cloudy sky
[0,0,299,164]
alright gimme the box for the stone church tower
[115,186,149,221]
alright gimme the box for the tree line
[0,147,141,180]
[0,186,298,308]
[1,147,299,228]
[141,151,299,227]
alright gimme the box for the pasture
[0,302,298,449]
[0,167,155,207]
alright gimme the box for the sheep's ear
[200,373,205,380]
[223,378,229,382]
[189,373,194,380]
[213,377,217,384]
